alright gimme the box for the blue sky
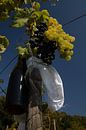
[0,0,86,116]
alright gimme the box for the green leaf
[0,0,12,3]
[0,11,9,21]
[31,11,41,20]
[41,10,50,16]
[32,2,40,11]
[17,46,29,57]
[24,0,33,4]
[0,35,9,53]
[42,15,49,23]
[0,45,6,54]
[11,18,28,28]
[14,7,31,19]
[0,35,9,47]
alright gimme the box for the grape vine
[16,2,75,64]
[0,1,75,64]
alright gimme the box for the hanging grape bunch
[28,21,56,64]
[44,17,75,61]
[25,2,75,64]
[16,2,75,64]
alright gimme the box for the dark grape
[34,30,39,35]
[29,39,36,48]
[50,54,55,60]
[37,32,44,39]
[29,38,39,48]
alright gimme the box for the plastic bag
[26,57,64,111]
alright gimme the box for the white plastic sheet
[26,57,64,111]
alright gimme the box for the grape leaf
[0,11,9,21]
[31,11,41,20]
[41,10,50,16]
[11,18,28,28]
[17,46,29,57]
[0,45,6,54]
[14,7,31,19]
[32,2,40,11]
[24,0,33,4]
[0,35,9,53]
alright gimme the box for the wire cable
[63,13,86,26]
[0,55,18,95]
[0,55,18,75]
[0,86,6,95]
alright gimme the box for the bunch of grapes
[29,22,57,64]
[57,36,74,60]
[44,17,75,61]
[37,40,57,64]
[26,3,75,63]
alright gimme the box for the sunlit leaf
[11,18,28,28]
[31,11,41,20]
[14,7,31,19]
[0,35,9,47]
[32,2,40,11]
[24,0,31,4]
[17,46,29,57]
[41,10,50,16]
[42,15,49,23]
[0,45,6,54]
[0,35,9,53]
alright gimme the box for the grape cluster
[27,7,75,63]
[44,17,75,61]
[29,22,57,64]
[57,37,74,61]
[37,41,56,64]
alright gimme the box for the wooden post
[53,119,56,130]
[25,97,43,130]
[25,68,43,130]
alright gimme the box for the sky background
[0,0,86,116]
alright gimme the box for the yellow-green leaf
[17,46,29,57]
[0,45,6,53]
[41,10,50,16]
[32,2,40,11]
[11,18,28,28]
[0,35,9,53]
[24,0,33,4]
